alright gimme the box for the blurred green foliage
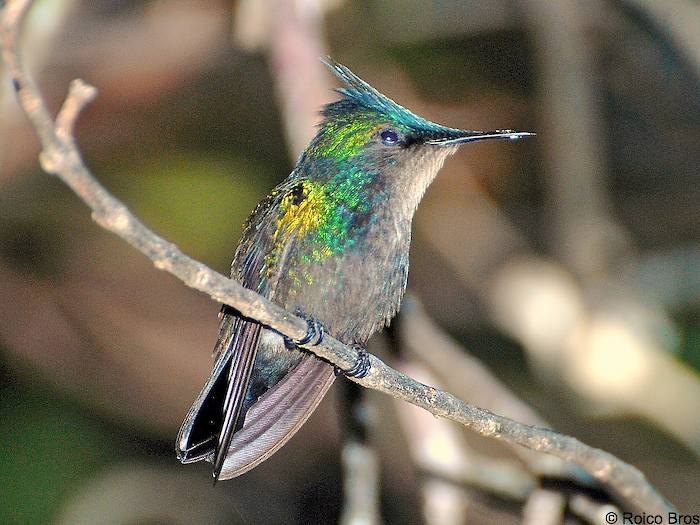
[119,154,272,265]
[0,362,119,525]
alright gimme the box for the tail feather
[216,354,336,479]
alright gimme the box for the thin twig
[0,0,674,515]
[55,78,97,146]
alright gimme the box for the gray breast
[278,208,412,344]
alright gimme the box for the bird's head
[304,59,533,211]
[300,59,534,212]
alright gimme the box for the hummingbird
[176,59,533,481]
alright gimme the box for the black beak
[426,129,535,146]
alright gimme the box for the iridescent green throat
[262,111,402,290]
[267,165,376,268]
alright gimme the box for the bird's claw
[335,344,371,378]
[285,310,325,348]
[285,313,370,378]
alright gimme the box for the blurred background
[1,0,698,524]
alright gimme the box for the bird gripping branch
[176,59,533,481]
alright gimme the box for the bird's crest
[322,58,442,132]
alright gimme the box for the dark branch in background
[0,0,674,515]
[613,0,700,85]
[523,0,630,278]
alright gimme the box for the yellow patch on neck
[264,181,330,274]
[276,182,326,240]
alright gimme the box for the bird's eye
[380,128,400,146]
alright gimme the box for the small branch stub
[55,78,98,143]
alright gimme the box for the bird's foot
[284,310,325,349]
[285,313,370,378]
[335,343,371,379]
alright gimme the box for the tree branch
[0,0,674,515]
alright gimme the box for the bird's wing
[177,178,285,466]
[177,177,336,479]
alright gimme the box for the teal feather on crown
[322,57,446,132]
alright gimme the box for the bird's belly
[272,241,409,345]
